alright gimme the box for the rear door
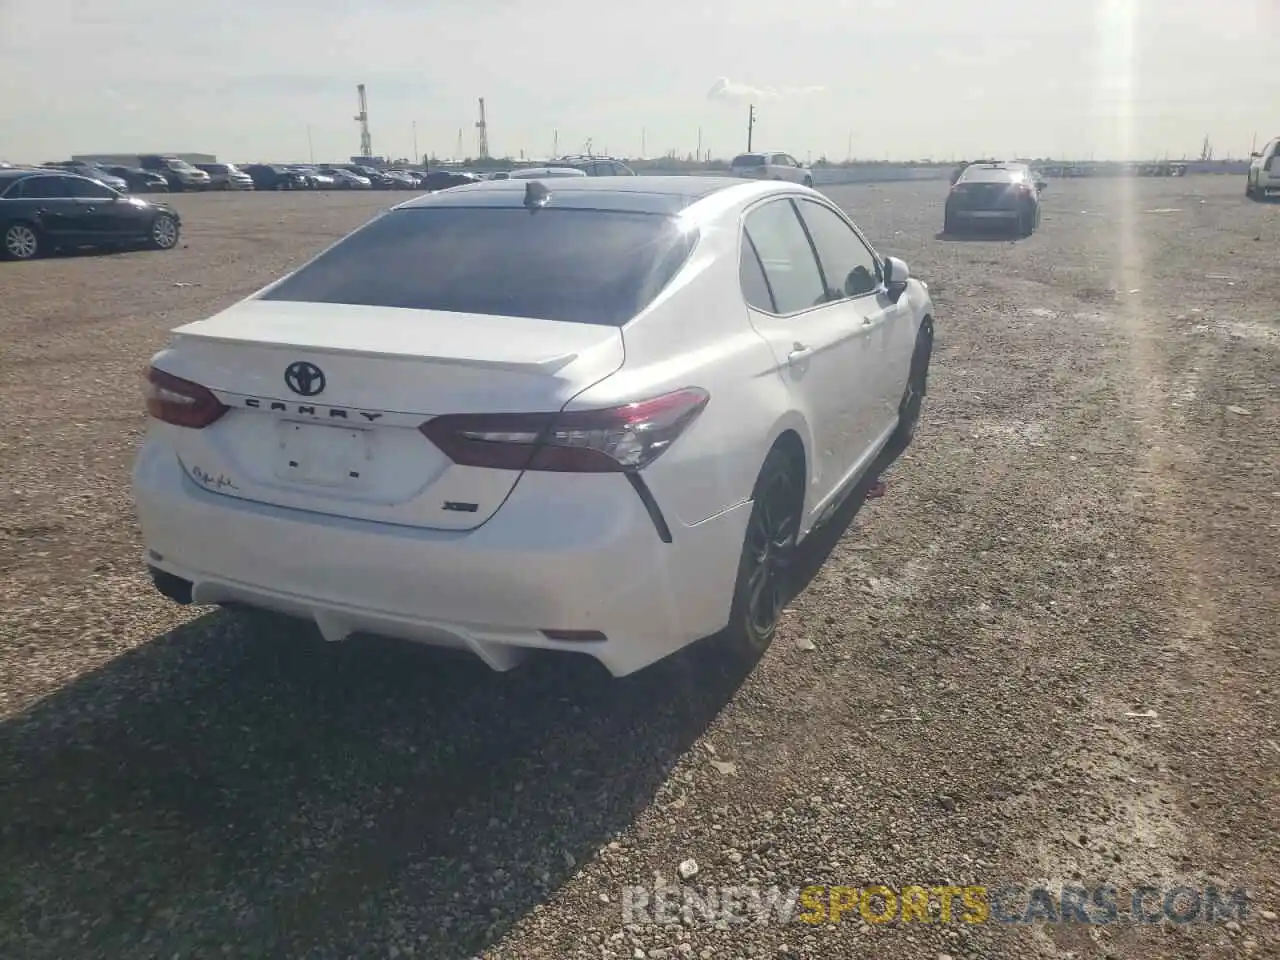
[153,203,697,531]
[10,175,78,237]
[739,195,870,510]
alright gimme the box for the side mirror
[882,257,910,299]
[1035,179,1047,191]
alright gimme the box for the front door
[792,197,916,438]
[64,176,134,239]
[740,195,878,519]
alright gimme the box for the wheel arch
[757,414,812,515]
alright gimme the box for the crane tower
[476,98,490,159]
[355,84,372,158]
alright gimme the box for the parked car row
[238,164,429,191]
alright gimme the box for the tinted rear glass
[732,154,767,166]
[959,165,1024,183]
[260,207,699,327]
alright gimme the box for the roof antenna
[523,180,551,211]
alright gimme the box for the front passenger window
[743,199,825,314]
[794,199,882,300]
[65,178,116,199]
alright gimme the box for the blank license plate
[275,421,372,487]
[968,210,1011,218]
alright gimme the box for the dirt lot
[0,180,1276,959]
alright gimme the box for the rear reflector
[420,387,710,473]
[144,366,228,429]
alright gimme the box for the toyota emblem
[284,361,325,397]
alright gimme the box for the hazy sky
[2,0,1276,164]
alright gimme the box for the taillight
[949,184,968,194]
[420,387,710,473]
[143,365,228,428]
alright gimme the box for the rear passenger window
[739,235,775,312]
[14,176,69,198]
[743,199,825,314]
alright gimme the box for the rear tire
[2,221,42,260]
[719,445,804,668]
[803,175,814,187]
[1017,205,1036,237]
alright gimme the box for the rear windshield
[732,154,767,166]
[958,164,1023,183]
[260,206,699,327]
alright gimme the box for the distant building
[72,152,217,166]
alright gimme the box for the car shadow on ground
[0,442,907,957]
[934,229,1026,243]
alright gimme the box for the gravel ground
[0,180,1276,959]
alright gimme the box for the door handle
[861,316,874,326]
[788,341,812,362]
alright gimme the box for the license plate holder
[275,421,372,488]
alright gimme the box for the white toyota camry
[133,176,934,677]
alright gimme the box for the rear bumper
[132,442,749,677]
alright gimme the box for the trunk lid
[951,181,1019,209]
[155,299,624,530]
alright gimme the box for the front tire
[720,445,804,667]
[2,221,42,260]
[149,213,180,250]
[889,318,934,453]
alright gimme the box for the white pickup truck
[1246,137,1280,200]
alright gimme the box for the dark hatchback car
[103,165,170,193]
[241,164,310,191]
[420,170,482,191]
[0,170,181,260]
[943,162,1045,237]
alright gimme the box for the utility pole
[553,129,559,158]
[747,104,757,152]
[696,126,703,161]
[412,121,419,165]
